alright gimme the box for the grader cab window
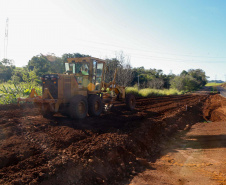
[72,62,90,88]
[65,63,69,72]
[92,60,104,90]
[65,63,76,73]
[75,62,89,75]
[93,60,97,75]
[97,63,103,77]
[65,62,89,75]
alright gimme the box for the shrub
[0,83,42,104]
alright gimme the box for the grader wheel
[69,95,88,119]
[88,95,103,116]
[126,94,136,111]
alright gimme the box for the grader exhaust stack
[18,57,135,119]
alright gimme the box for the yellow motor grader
[18,57,135,119]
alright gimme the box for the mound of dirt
[0,94,211,184]
[203,94,226,121]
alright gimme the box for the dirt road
[130,93,226,185]
[0,93,225,184]
[218,86,226,98]
[130,121,226,185]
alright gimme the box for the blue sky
[0,0,226,80]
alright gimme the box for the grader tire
[69,95,88,119]
[126,94,136,111]
[88,95,103,116]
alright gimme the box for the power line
[72,38,226,59]
[70,41,226,64]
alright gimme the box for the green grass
[205,82,223,86]
[126,87,183,97]
[0,82,42,104]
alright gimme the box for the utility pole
[4,18,9,59]
[138,74,140,89]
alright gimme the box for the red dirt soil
[203,94,226,121]
[0,94,221,185]
[130,94,226,185]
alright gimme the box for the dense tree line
[0,52,208,92]
[170,69,207,91]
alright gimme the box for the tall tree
[170,69,208,91]
[27,54,50,77]
[46,54,64,74]
[0,59,15,82]
[115,51,133,86]
[105,51,133,87]
[61,53,90,63]
[105,58,120,83]
[188,69,207,87]
[27,53,66,76]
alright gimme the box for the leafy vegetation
[205,82,223,86]
[170,69,207,92]
[0,83,41,104]
[126,87,183,97]
[0,59,15,82]
[208,80,224,83]
[0,52,209,104]
[211,86,218,93]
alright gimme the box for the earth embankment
[203,94,226,121]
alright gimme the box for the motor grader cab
[18,57,136,119]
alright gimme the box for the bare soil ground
[0,93,225,185]
[130,94,226,185]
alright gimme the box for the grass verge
[205,83,223,86]
[126,87,183,97]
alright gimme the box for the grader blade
[17,88,56,105]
